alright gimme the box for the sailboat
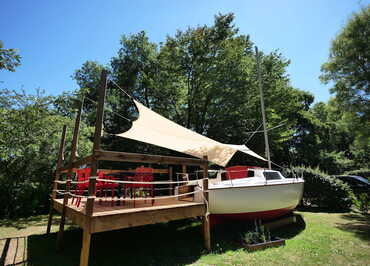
[191,167,304,222]
[194,47,304,222]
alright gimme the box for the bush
[344,168,370,181]
[356,193,369,214]
[284,166,355,211]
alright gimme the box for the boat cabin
[203,166,285,185]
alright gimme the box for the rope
[55,190,68,195]
[245,123,263,144]
[56,189,201,201]
[175,172,198,176]
[70,179,91,184]
[85,96,132,122]
[198,186,210,222]
[96,178,193,185]
[54,179,92,184]
[270,160,285,169]
[110,79,133,99]
[54,189,90,198]
[99,190,202,201]
[244,122,287,134]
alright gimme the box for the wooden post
[85,69,107,217]
[79,229,92,266]
[182,165,187,175]
[202,156,211,251]
[168,166,173,195]
[57,99,84,251]
[46,125,67,234]
[79,69,107,266]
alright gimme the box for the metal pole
[255,46,271,170]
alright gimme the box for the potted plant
[242,220,285,251]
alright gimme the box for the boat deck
[52,197,206,233]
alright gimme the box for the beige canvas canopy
[116,100,266,167]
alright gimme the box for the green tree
[72,13,315,167]
[320,6,370,122]
[320,6,370,172]
[0,89,93,218]
[0,40,21,72]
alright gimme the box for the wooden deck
[52,197,206,233]
[48,71,211,266]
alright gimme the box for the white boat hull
[208,180,304,220]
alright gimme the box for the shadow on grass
[296,206,349,213]
[27,214,306,266]
[210,213,306,249]
[0,215,48,229]
[0,215,71,230]
[28,219,207,266]
[271,214,306,239]
[336,212,370,242]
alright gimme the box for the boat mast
[255,46,272,170]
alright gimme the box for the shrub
[356,193,369,214]
[344,168,370,181]
[284,166,355,211]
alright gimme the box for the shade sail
[116,100,265,166]
[225,144,266,161]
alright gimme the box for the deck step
[0,237,27,266]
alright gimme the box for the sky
[0,0,367,103]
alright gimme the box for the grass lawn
[0,211,369,265]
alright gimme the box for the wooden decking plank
[91,204,206,233]
[0,238,10,266]
[53,199,86,228]
[53,196,206,234]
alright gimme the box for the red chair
[73,168,120,207]
[72,168,90,207]
[130,167,154,207]
[96,172,119,206]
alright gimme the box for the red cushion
[226,166,249,180]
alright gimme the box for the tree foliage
[0,89,93,218]
[320,6,370,122]
[72,14,313,166]
[0,40,21,72]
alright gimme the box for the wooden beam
[47,125,67,234]
[168,166,173,195]
[58,155,94,173]
[202,156,211,251]
[80,70,107,266]
[86,69,108,218]
[90,203,205,233]
[57,99,84,252]
[79,230,92,266]
[98,168,169,174]
[52,199,86,228]
[95,150,206,166]
[60,165,170,174]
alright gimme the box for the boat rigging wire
[245,123,263,144]
[84,96,132,123]
[110,79,134,99]
[244,122,286,135]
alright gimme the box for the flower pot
[243,237,285,252]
